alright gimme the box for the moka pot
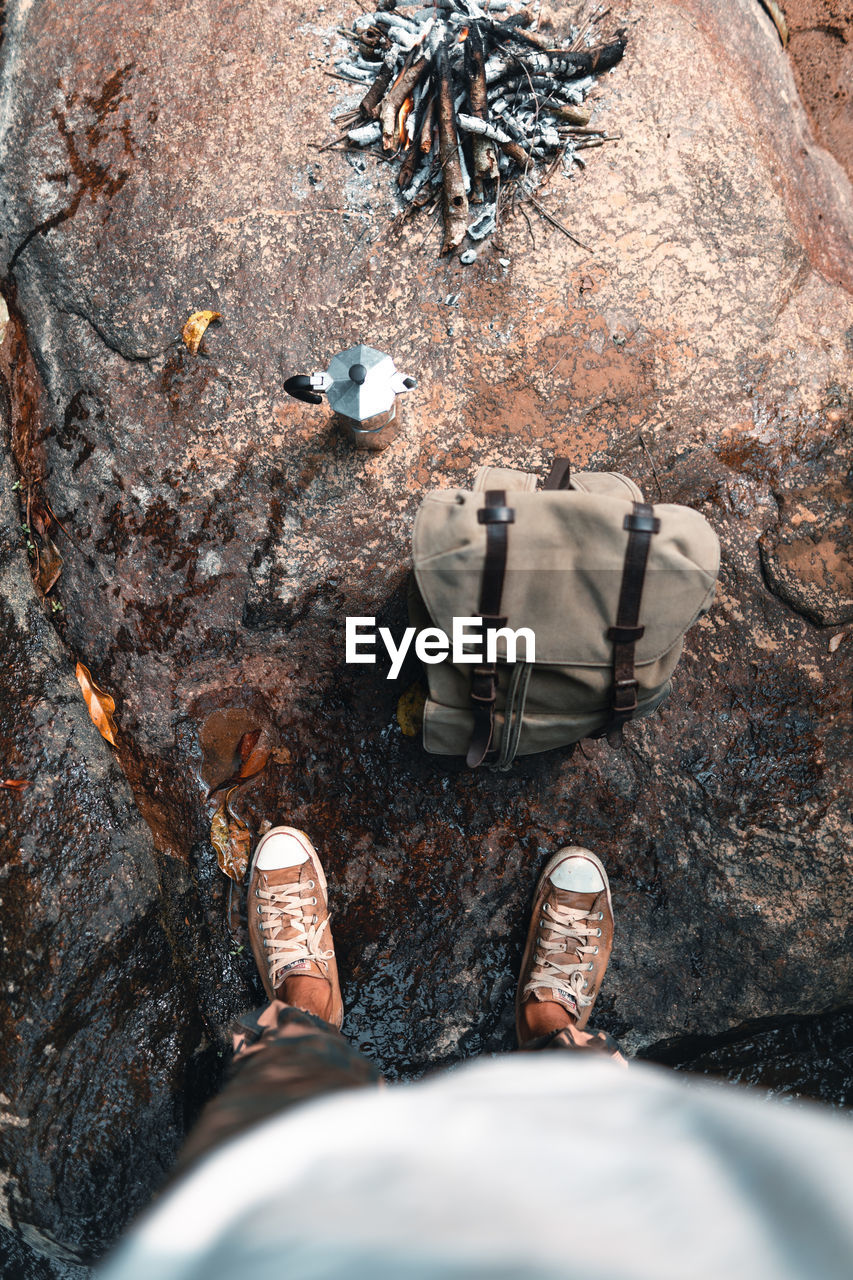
[284,344,417,451]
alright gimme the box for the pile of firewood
[330,1,627,255]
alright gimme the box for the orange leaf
[75,661,118,746]
[238,727,273,779]
[208,727,274,797]
[182,309,221,355]
[210,787,252,882]
[1,779,30,790]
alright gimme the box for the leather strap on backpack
[466,490,514,768]
[542,457,572,490]
[605,502,660,745]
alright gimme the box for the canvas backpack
[409,459,720,768]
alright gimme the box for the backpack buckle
[470,667,497,704]
[613,678,638,713]
[624,509,660,535]
[478,505,515,525]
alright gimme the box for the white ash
[468,204,496,240]
[335,61,375,83]
[348,121,382,146]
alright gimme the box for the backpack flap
[413,489,719,669]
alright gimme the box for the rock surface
[786,0,853,183]
[0,386,216,1265]
[1,0,852,1266]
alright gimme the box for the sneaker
[247,826,343,1028]
[516,846,614,1044]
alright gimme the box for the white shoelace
[255,879,333,990]
[524,900,601,1011]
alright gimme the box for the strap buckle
[478,505,515,525]
[470,667,497,704]
[613,678,638,713]
[624,509,660,535]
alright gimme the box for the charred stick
[488,21,551,51]
[419,93,435,153]
[435,47,468,255]
[397,85,431,186]
[361,48,401,118]
[380,55,429,147]
[550,101,593,124]
[466,22,499,181]
[398,141,420,189]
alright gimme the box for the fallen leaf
[182,309,221,355]
[208,727,274,797]
[210,787,252,882]
[759,0,788,46]
[239,729,261,763]
[828,632,845,653]
[397,681,426,737]
[271,746,292,765]
[37,532,63,595]
[258,818,272,835]
[238,727,273,779]
[75,661,118,746]
[1,779,30,790]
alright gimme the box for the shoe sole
[248,826,343,1029]
[515,846,613,1044]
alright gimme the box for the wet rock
[0,395,219,1264]
[785,0,853,183]
[0,0,852,1264]
[760,480,853,625]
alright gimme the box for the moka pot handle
[284,375,323,406]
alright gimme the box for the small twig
[638,430,663,499]
[417,201,442,252]
[529,195,591,251]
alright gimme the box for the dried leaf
[208,727,274,797]
[182,309,221,355]
[210,787,252,882]
[397,681,426,737]
[759,0,788,46]
[828,632,845,653]
[239,729,261,763]
[238,727,273,779]
[271,746,292,765]
[1,779,30,790]
[37,532,63,595]
[75,661,118,746]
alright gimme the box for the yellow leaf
[761,0,788,47]
[397,681,426,737]
[210,787,252,882]
[75,661,118,746]
[182,309,221,355]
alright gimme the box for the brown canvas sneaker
[247,826,343,1028]
[516,846,614,1044]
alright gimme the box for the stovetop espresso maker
[284,344,416,451]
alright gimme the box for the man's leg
[177,827,381,1174]
[516,846,627,1064]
